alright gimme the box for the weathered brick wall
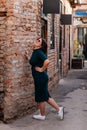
[47,14,60,89]
[0,16,5,118]
[62,48,68,77]
[0,0,6,119]
[3,0,39,121]
[0,0,73,121]
[63,26,70,76]
[0,0,60,121]
[62,0,72,75]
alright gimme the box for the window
[50,14,55,49]
[78,27,87,43]
[41,19,47,40]
[60,1,65,15]
[60,1,62,14]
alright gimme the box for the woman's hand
[35,67,42,72]
[25,51,29,59]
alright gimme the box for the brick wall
[62,0,72,75]
[47,14,60,89]
[62,26,70,76]
[3,0,60,121]
[0,0,6,119]
[3,0,40,121]
[0,15,5,119]
[0,0,73,121]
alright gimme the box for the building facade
[72,1,87,58]
[0,0,73,121]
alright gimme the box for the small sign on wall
[61,14,72,25]
[75,11,87,17]
[43,0,60,14]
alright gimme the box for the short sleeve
[38,50,47,62]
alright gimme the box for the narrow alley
[0,0,87,129]
[1,0,87,122]
[0,61,87,130]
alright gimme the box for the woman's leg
[47,98,64,120]
[38,102,46,116]
[47,98,59,111]
[33,102,46,120]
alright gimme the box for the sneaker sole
[33,116,46,120]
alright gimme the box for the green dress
[29,48,51,102]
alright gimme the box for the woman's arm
[35,59,50,72]
[25,51,29,59]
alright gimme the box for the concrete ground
[0,61,87,130]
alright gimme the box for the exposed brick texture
[0,0,6,119]
[3,0,39,121]
[0,0,73,121]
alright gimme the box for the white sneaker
[58,107,64,120]
[33,114,46,120]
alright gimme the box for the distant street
[0,61,87,130]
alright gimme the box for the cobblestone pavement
[0,61,87,130]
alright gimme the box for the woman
[25,38,64,120]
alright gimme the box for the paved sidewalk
[0,62,87,130]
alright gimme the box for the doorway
[41,19,47,40]
[59,26,63,79]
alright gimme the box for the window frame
[50,14,55,49]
